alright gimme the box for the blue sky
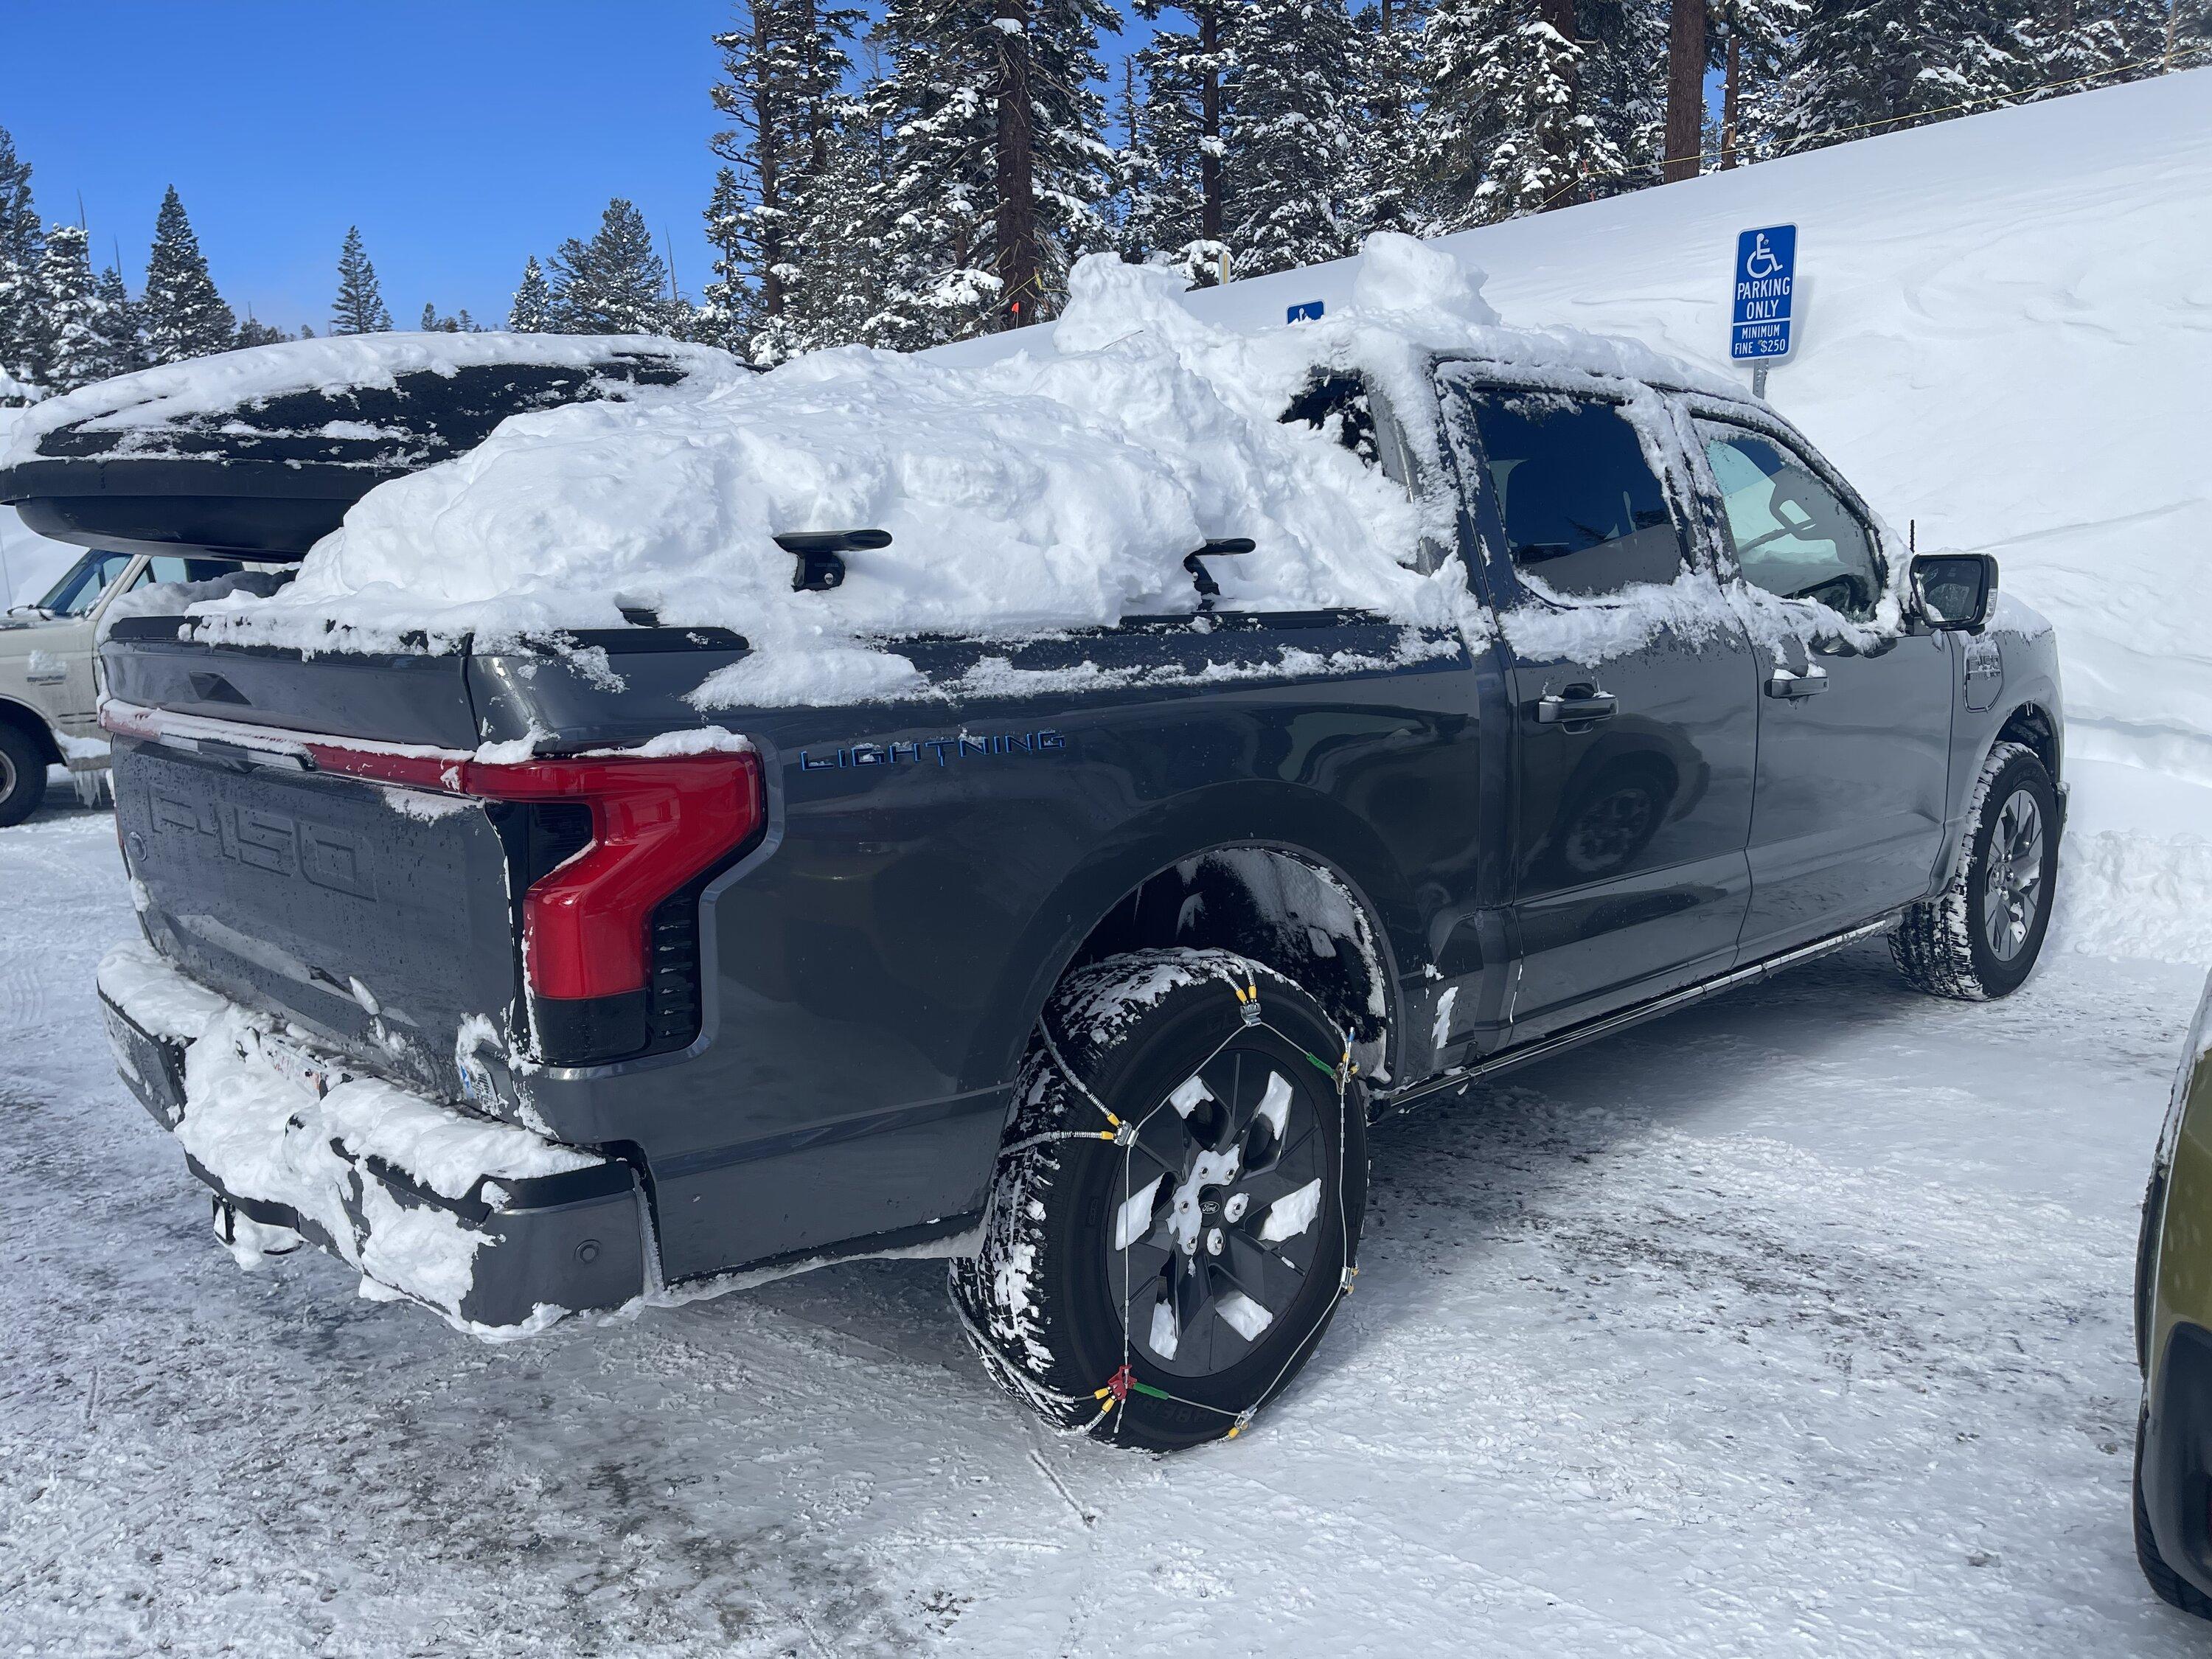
[6,0,1157,333]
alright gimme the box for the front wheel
[952,947,1367,1451]
[1891,740,2058,1000]
[0,723,48,828]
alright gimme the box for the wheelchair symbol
[1744,233,1783,279]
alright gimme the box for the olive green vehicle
[2138,978,2212,1615]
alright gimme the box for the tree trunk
[751,1,785,319]
[801,0,829,181]
[994,0,1040,327]
[1200,5,1224,271]
[1720,32,1741,169]
[1663,0,1708,183]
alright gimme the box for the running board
[1377,913,1901,1117]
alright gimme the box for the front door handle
[1765,667,1829,700]
[1531,686,1619,726]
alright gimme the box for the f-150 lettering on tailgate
[150,790,378,900]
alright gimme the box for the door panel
[1739,630,1954,953]
[1440,371,1757,1040]
[1694,421,1955,955]
[1506,637,1758,1030]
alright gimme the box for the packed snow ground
[4,768,2210,1656]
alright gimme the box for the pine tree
[1762,0,2026,152]
[1350,0,1433,237]
[786,99,894,350]
[331,225,392,334]
[89,265,146,380]
[703,0,863,361]
[0,125,44,399]
[863,1,1005,345]
[508,254,554,331]
[1121,1,1236,281]
[1223,0,1363,276]
[863,0,1118,347]
[139,187,236,364]
[32,223,102,392]
[1713,0,1806,164]
[2017,0,2168,98]
[1577,0,1670,193]
[1424,0,1621,226]
[552,199,679,335]
[234,315,291,348]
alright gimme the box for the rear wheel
[1891,741,2056,1000]
[0,723,48,828]
[952,947,1367,1451]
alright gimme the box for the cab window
[35,552,135,616]
[1458,391,1686,599]
[1701,428,1880,620]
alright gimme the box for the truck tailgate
[114,735,521,1099]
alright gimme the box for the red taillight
[467,754,762,1001]
[296,745,764,1001]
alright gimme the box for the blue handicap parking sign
[1287,299,1325,324]
[1731,225,1796,360]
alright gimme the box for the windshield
[34,552,136,617]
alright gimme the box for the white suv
[0,549,257,824]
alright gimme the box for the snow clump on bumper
[96,939,646,1339]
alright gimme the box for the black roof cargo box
[0,333,742,561]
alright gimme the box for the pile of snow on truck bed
[143,234,1733,707]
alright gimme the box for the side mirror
[1909,552,1997,632]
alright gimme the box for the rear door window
[1458,392,1687,598]
[1699,427,1881,619]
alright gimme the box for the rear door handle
[1765,667,1829,700]
[1531,687,1619,726]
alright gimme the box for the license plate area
[258,1031,349,1100]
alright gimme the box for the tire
[2136,1410,2212,1618]
[0,722,48,828]
[951,947,1368,1452]
[1891,740,2057,1001]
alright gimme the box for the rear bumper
[99,939,648,1336]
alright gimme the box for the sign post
[1729,223,1796,397]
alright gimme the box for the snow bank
[163,235,1737,703]
[2051,758,2212,964]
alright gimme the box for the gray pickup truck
[6,330,2063,1450]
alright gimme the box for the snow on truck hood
[165,234,1727,706]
